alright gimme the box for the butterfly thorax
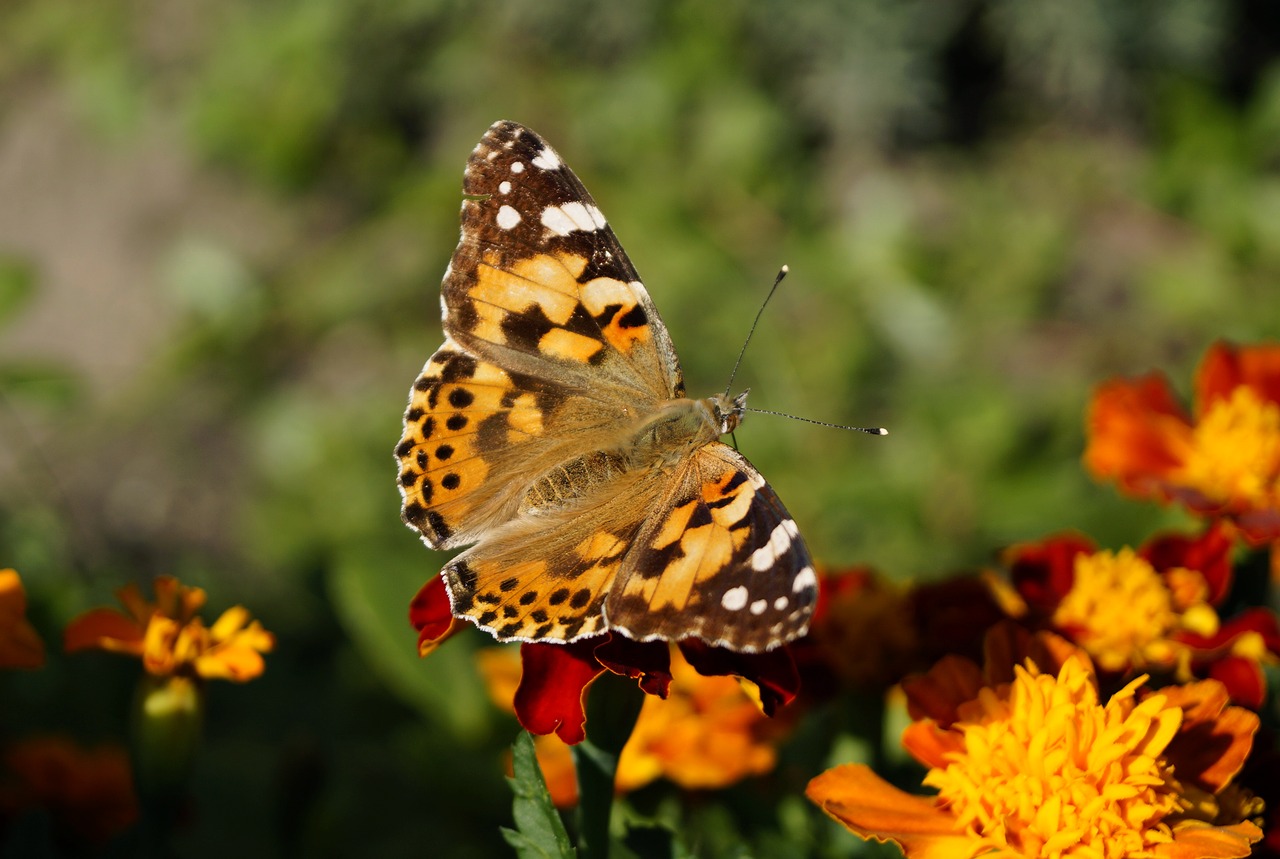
[517,392,748,515]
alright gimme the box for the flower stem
[570,670,644,859]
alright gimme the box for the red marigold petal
[593,635,672,697]
[1141,522,1236,604]
[63,609,146,655]
[1196,341,1280,413]
[806,764,974,859]
[677,640,799,716]
[1084,373,1193,496]
[1004,533,1095,611]
[1180,607,1280,651]
[901,655,984,724]
[514,639,606,745]
[409,578,464,657]
[1206,656,1266,711]
[909,576,1010,666]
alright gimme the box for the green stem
[570,671,645,859]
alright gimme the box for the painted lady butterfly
[396,121,818,653]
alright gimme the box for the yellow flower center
[1177,386,1280,506]
[925,657,1187,858]
[1052,549,1177,672]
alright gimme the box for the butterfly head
[711,389,750,435]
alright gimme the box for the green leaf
[500,731,577,859]
[326,545,493,742]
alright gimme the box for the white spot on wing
[750,599,767,615]
[721,586,749,611]
[540,202,607,236]
[774,596,788,611]
[496,205,522,230]
[793,566,817,594]
[749,519,798,571]
[510,161,524,173]
[531,146,562,170]
[498,181,512,194]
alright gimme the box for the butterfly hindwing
[607,443,818,652]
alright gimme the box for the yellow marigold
[477,644,781,806]
[807,626,1264,859]
[64,575,273,682]
[0,569,45,669]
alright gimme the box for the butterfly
[395,120,817,653]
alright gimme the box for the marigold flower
[0,569,45,669]
[478,644,781,806]
[411,575,798,744]
[0,736,137,846]
[64,575,273,682]
[1000,527,1278,707]
[797,567,1008,696]
[1085,341,1280,545]
[807,625,1265,858]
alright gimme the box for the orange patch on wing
[648,500,699,550]
[582,277,652,355]
[649,524,732,611]
[575,530,628,561]
[538,328,604,363]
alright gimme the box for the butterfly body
[396,121,817,652]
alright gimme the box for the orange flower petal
[63,608,146,656]
[1196,341,1280,414]
[1156,820,1264,859]
[1161,681,1259,792]
[1084,373,1193,493]
[806,764,976,859]
[0,570,45,669]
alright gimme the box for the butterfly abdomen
[520,450,629,513]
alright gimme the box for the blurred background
[2,0,1280,856]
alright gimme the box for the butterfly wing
[607,442,818,652]
[398,121,684,549]
[437,441,816,652]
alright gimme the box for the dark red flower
[410,577,799,744]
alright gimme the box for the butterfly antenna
[746,407,888,436]
[724,265,789,397]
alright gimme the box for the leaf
[501,731,577,859]
[326,545,493,742]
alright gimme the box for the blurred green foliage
[2,0,1279,855]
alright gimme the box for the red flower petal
[677,640,799,716]
[409,578,463,656]
[1206,655,1266,711]
[1084,373,1192,495]
[1196,341,1280,414]
[514,639,606,745]
[1140,521,1236,604]
[593,636,672,697]
[1005,533,1095,611]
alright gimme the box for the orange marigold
[807,625,1265,858]
[1085,341,1280,545]
[64,575,273,681]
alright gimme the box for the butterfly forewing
[398,120,820,652]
